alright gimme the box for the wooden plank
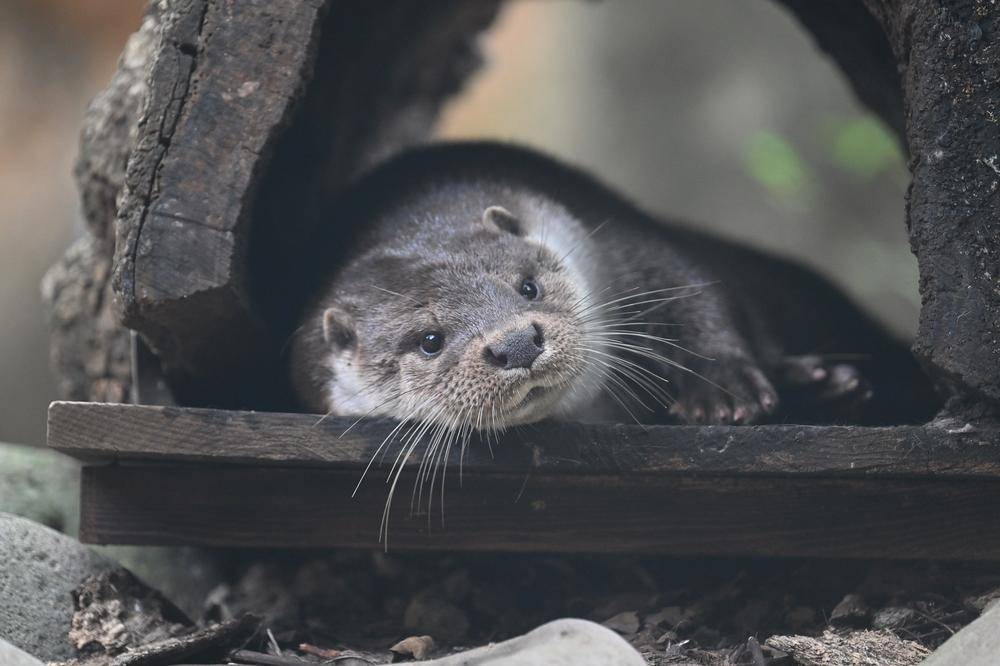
[79,464,1000,559]
[49,402,1000,477]
[52,401,1000,556]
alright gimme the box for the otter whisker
[557,218,609,265]
[578,360,648,424]
[577,353,655,417]
[418,406,464,517]
[595,338,696,371]
[338,380,436,437]
[579,349,673,410]
[598,339,742,401]
[426,409,467,525]
[586,321,684,330]
[372,284,423,306]
[585,331,716,362]
[580,342,675,379]
[352,403,425,497]
[413,414,452,519]
[380,406,449,546]
[598,293,704,314]
[574,283,715,317]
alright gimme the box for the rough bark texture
[41,238,131,403]
[889,1,1000,412]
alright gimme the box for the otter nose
[485,323,544,370]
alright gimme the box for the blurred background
[0,0,914,445]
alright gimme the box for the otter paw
[775,355,873,421]
[776,355,873,403]
[668,360,778,425]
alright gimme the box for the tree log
[45,1,999,420]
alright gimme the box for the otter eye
[419,331,444,356]
[520,278,539,300]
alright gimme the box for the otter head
[300,198,606,430]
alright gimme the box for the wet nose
[485,323,544,370]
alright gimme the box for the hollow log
[45,0,999,421]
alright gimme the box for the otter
[289,142,937,432]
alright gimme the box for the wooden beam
[79,465,1000,559]
[49,402,1000,557]
[49,402,1000,477]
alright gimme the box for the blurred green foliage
[742,115,905,203]
[823,115,905,180]
[741,130,813,202]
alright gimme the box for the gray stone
[0,640,44,666]
[0,443,80,536]
[830,593,871,627]
[602,610,640,634]
[920,603,1000,666]
[0,512,116,662]
[424,619,646,665]
[873,606,917,630]
[95,545,228,621]
[0,443,222,621]
[964,586,1000,615]
[404,592,470,643]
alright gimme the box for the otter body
[291,142,936,428]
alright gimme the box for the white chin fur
[325,351,381,416]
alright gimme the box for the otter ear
[483,206,522,236]
[321,306,356,349]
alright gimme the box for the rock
[921,603,1000,666]
[873,606,917,630]
[602,610,640,634]
[0,513,116,662]
[830,593,871,627]
[423,619,646,665]
[644,605,684,628]
[67,569,192,656]
[391,635,436,660]
[57,614,261,666]
[766,630,929,666]
[95,545,227,621]
[0,443,223,622]
[785,605,817,630]
[404,592,470,643]
[0,443,79,535]
[965,587,1000,615]
[655,629,678,644]
[0,640,44,666]
[590,593,657,620]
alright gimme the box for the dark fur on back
[289,142,939,425]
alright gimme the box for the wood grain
[79,464,1000,559]
[53,402,1000,556]
[49,402,1000,477]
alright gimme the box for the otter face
[311,200,606,430]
